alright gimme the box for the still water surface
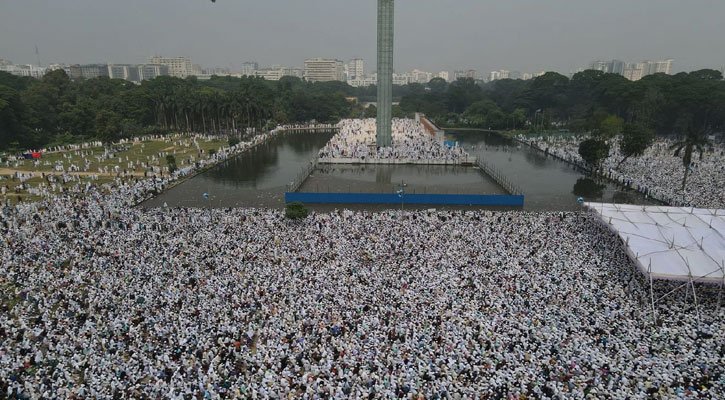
[446,130,658,211]
[145,130,657,211]
[143,132,333,208]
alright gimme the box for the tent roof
[585,203,725,284]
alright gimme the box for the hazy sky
[1,0,724,74]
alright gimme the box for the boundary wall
[286,192,524,206]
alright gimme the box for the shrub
[165,155,178,173]
[229,137,240,147]
[285,202,309,220]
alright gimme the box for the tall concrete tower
[376,0,394,147]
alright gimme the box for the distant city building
[139,64,169,81]
[623,63,645,81]
[590,60,609,72]
[346,58,364,80]
[347,74,377,88]
[489,69,510,82]
[254,68,286,81]
[0,63,46,78]
[590,59,625,75]
[108,64,141,82]
[253,66,304,81]
[409,69,432,84]
[643,59,674,75]
[589,58,673,81]
[47,64,72,76]
[69,64,109,80]
[149,56,193,78]
[454,69,478,80]
[284,67,305,79]
[201,66,231,76]
[609,60,626,75]
[304,58,345,82]
[104,64,169,82]
[393,73,409,86]
[241,62,259,76]
[434,71,449,82]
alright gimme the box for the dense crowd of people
[318,119,470,163]
[519,135,725,209]
[1,173,723,398]
[1,132,284,206]
[0,124,723,399]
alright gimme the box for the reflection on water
[143,129,659,211]
[445,130,659,211]
[301,164,506,195]
[572,178,605,199]
[143,132,333,209]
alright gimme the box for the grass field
[1,137,228,204]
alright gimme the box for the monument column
[376,0,394,147]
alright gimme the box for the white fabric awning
[585,203,725,284]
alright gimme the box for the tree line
[398,70,725,137]
[0,71,381,151]
[2,68,723,152]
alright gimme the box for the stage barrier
[285,192,524,206]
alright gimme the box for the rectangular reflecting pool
[299,164,506,195]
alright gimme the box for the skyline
[1,0,724,75]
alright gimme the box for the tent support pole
[684,280,689,302]
[649,274,657,325]
[689,276,701,327]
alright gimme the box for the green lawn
[1,137,229,203]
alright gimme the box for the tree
[510,108,526,130]
[578,138,610,171]
[285,202,309,220]
[618,123,653,167]
[0,85,27,149]
[428,77,448,94]
[463,100,501,127]
[165,154,178,174]
[669,127,712,191]
[599,115,624,140]
[364,104,377,118]
[95,110,120,146]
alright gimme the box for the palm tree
[669,127,712,191]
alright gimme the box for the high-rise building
[0,63,46,78]
[304,58,345,82]
[643,59,674,75]
[254,66,305,81]
[590,58,673,81]
[489,70,510,82]
[393,73,409,86]
[149,56,193,78]
[108,64,141,82]
[376,0,394,147]
[434,71,449,82]
[283,67,305,79]
[590,60,609,72]
[254,68,285,81]
[454,69,478,81]
[609,60,626,75]
[347,58,364,80]
[241,62,258,76]
[410,69,432,84]
[139,64,169,81]
[69,64,109,80]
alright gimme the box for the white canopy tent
[585,202,724,322]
